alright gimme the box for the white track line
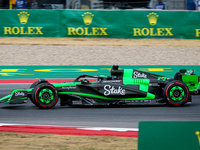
[0,123,138,132]
[77,127,139,132]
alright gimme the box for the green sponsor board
[124,11,184,38]
[138,121,200,150]
[0,10,60,37]
[0,65,199,79]
[59,10,200,39]
[1,10,200,39]
[184,11,200,39]
[60,10,125,38]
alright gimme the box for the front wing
[0,89,32,104]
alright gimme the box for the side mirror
[112,65,119,70]
[179,69,187,74]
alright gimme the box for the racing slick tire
[29,81,38,105]
[29,79,47,104]
[164,80,190,106]
[31,83,58,109]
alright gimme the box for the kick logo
[104,85,125,96]
[196,131,200,146]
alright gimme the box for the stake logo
[82,12,94,25]
[104,85,125,96]
[4,11,43,35]
[147,12,159,26]
[133,71,147,78]
[15,91,25,97]
[196,131,200,146]
[67,12,108,36]
[133,12,173,37]
[18,11,30,24]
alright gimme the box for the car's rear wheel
[164,80,190,106]
[31,83,58,109]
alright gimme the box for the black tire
[29,81,39,104]
[30,79,47,89]
[30,81,39,89]
[164,80,190,106]
[29,95,36,105]
[31,83,58,109]
[29,79,48,105]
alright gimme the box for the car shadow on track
[0,100,198,110]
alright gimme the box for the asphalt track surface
[0,84,200,128]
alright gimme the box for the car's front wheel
[164,80,190,106]
[31,83,58,109]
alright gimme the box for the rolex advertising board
[0,10,60,37]
[60,10,125,38]
[0,10,200,39]
[124,11,185,38]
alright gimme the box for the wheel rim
[169,86,185,101]
[38,88,54,104]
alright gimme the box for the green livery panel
[0,66,199,108]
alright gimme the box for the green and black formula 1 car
[0,65,199,109]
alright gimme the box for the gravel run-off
[0,38,200,65]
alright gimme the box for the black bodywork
[0,65,199,108]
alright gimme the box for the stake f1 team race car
[0,65,199,108]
